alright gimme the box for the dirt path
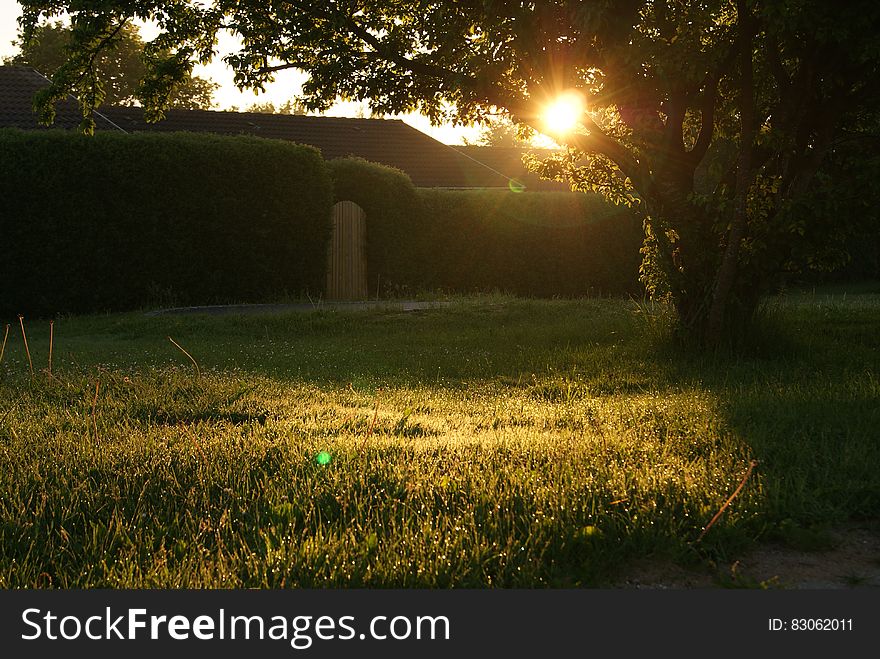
[616,524,880,589]
[144,300,447,316]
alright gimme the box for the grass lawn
[1,291,878,587]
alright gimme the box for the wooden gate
[326,200,368,300]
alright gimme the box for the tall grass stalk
[17,315,33,377]
[48,320,54,376]
[90,380,100,443]
[0,323,8,364]
[697,459,760,543]
[168,336,201,378]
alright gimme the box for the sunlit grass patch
[1,293,877,587]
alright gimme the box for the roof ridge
[112,105,408,125]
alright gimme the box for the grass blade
[168,336,201,378]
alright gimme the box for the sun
[542,91,585,136]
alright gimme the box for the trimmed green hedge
[0,129,332,316]
[416,189,644,297]
[415,189,643,296]
[3,138,642,317]
[328,157,643,297]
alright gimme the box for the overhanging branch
[282,0,455,81]
[254,62,301,74]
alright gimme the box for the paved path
[144,300,447,316]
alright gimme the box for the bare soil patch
[616,524,880,589]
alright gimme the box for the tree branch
[662,92,687,160]
[70,18,130,90]
[254,62,301,74]
[569,115,652,196]
[689,47,736,165]
[765,34,790,94]
[283,0,453,81]
[272,1,652,197]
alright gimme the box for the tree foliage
[463,116,535,148]
[9,20,218,112]
[17,0,880,342]
[11,18,218,124]
[241,100,307,115]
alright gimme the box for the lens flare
[315,451,332,465]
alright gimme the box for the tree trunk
[648,190,718,337]
[706,0,756,345]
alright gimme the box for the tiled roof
[0,66,123,131]
[99,106,515,188]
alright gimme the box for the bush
[0,129,332,316]
[417,189,644,296]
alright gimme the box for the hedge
[328,157,643,297]
[416,189,644,297]
[3,137,643,317]
[0,129,332,316]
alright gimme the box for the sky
[0,1,482,144]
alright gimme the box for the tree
[18,1,880,344]
[463,116,534,148]
[9,21,217,112]
[243,100,307,115]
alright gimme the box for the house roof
[99,106,518,188]
[0,65,563,190]
[0,65,124,132]
[453,145,569,192]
